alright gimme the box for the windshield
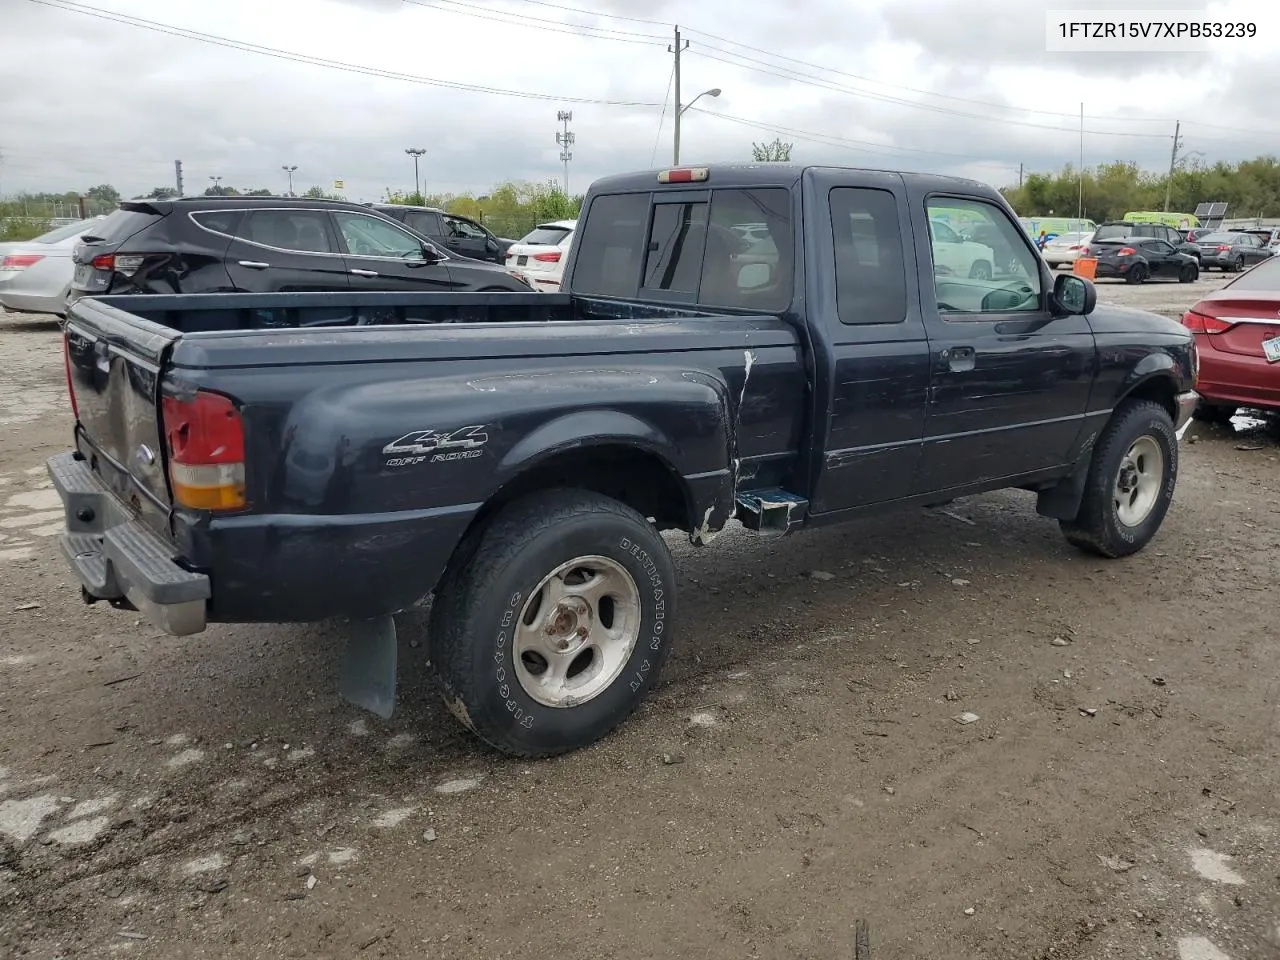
[1225,256,1280,289]
[1092,224,1131,240]
[519,226,572,245]
[34,218,106,244]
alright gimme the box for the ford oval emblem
[136,444,156,467]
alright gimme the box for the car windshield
[520,226,572,245]
[1225,256,1280,289]
[33,218,105,244]
[1092,224,1131,240]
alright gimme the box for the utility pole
[556,111,575,195]
[1018,163,1023,189]
[671,25,689,165]
[1077,103,1084,223]
[209,175,222,195]
[174,159,184,197]
[405,147,426,201]
[1163,121,1182,213]
[282,164,297,197]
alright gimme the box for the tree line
[1001,156,1280,222]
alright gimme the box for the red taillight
[1182,310,1233,334]
[1069,244,1083,251]
[1,254,44,270]
[90,253,114,271]
[1117,247,1136,257]
[63,337,79,421]
[532,251,561,262]
[1217,245,1231,252]
[161,391,247,511]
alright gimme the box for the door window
[1147,239,1176,255]
[830,187,907,325]
[333,213,424,259]
[241,210,334,253]
[926,197,1041,317]
[403,211,443,235]
[445,216,488,240]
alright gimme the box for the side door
[224,208,351,292]
[1144,239,1180,278]
[1246,234,1269,265]
[442,215,495,261]
[330,210,458,291]
[909,190,1097,493]
[808,175,931,513]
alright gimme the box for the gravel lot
[2,275,1279,960]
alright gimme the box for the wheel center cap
[545,597,591,652]
[1118,461,1138,493]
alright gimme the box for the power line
[25,0,663,107]
[401,0,666,45]
[650,64,675,166]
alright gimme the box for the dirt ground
[2,275,1279,960]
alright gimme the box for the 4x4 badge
[383,425,489,467]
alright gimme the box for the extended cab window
[698,188,791,311]
[926,198,1040,317]
[572,193,648,298]
[830,187,907,325]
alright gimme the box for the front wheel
[1060,400,1177,558]
[1125,264,1148,284]
[1179,263,1198,283]
[427,489,677,757]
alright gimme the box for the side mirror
[1052,273,1096,316]
[738,263,772,289]
[422,243,445,262]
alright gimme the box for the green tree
[86,183,120,205]
[139,186,179,200]
[244,188,273,197]
[751,139,793,162]
[302,185,343,200]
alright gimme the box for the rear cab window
[572,187,793,310]
[830,187,907,325]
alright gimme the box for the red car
[1183,255,1280,418]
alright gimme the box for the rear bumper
[47,452,210,636]
[1175,390,1199,431]
[1195,348,1280,410]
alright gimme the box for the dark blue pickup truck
[49,163,1198,757]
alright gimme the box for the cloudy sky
[1,0,1277,202]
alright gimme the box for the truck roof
[588,162,996,197]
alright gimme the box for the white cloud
[1,0,1278,201]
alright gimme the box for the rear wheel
[1232,255,1245,272]
[1125,264,1148,284]
[1060,400,1177,558]
[427,489,677,757]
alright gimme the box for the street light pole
[281,164,297,197]
[675,87,722,165]
[209,175,222,194]
[405,147,426,200]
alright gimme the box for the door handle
[349,268,379,277]
[237,260,269,269]
[944,346,977,372]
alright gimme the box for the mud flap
[337,616,398,719]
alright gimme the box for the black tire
[1232,255,1245,272]
[1060,400,1178,558]
[968,260,993,281]
[428,489,677,758]
[1179,264,1198,283]
[1125,264,1147,284]
[1193,401,1236,424]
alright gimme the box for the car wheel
[1179,264,1197,283]
[968,260,993,281]
[1232,255,1245,272]
[1125,264,1147,284]
[1060,400,1178,558]
[427,489,677,758]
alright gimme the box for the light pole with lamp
[405,147,426,201]
[281,165,297,197]
[674,88,720,165]
[209,175,222,195]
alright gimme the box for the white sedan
[1041,231,1095,268]
[928,219,997,280]
[0,216,108,316]
[505,220,576,292]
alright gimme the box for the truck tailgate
[65,298,179,535]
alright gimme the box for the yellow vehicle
[1123,211,1201,229]
[1018,216,1097,238]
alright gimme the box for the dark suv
[365,204,514,263]
[68,196,532,306]
[1091,221,1203,263]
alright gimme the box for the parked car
[927,218,997,279]
[1184,228,1215,243]
[504,220,576,291]
[365,203,514,263]
[1092,220,1203,263]
[48,162,1197,758]
[1226,227,1280,252]
[0,216,107,316]
[68,197,532,306]
[1191,231,1274,272]
[1084,237,1199,283]
[1042,231,1095,268]
[1183,253,1280,419]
